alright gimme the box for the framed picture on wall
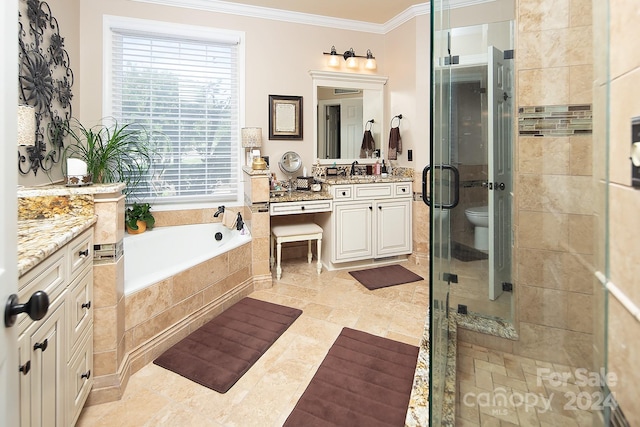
[269,95,303,140]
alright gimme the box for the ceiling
[220,0,425,24]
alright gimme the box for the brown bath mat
[153,297,302,393]
[284,327,419,427]
[349,264,423,290]
[452,241,488,262]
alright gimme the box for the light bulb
[346,56,358,69]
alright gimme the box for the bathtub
[123,223,252,296]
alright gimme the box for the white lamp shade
[17,105,36,146]
[365,57,377,70]
[241,127,262,148]
[346,56,358,69]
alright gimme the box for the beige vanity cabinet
[330,182,412,263]
[17,227,94,427]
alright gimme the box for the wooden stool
[270,223,323,280]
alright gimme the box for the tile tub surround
[119,240,254,381]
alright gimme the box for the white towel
[222,210,237,229]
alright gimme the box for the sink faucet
[351,160,359,176]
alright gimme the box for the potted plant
[125,202,155,234]
[62,117,154,196]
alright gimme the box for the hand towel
[388,127,402,160]
[360,130,375,158]
[222,209,237,229]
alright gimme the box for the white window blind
[110,28,240,203]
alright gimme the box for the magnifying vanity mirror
[279,151,302,193]
[310,71,388,164]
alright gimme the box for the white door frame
[1,0,20,425]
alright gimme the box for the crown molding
[130,0,496,34]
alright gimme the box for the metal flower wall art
[18,0,74,176]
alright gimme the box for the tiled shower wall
[595,0,640,424]
[512,0,595,367]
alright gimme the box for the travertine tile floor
[455,341,595,427]
[77,259,430,426]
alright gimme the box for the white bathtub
[123,223,251,296]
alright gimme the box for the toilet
[464,206,489,251]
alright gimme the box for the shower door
[488,46,513,300]
[428,0,453,424]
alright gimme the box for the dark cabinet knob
[19,361,31,375]
[378,206,382,210]
[4,291,50,328]
[301,206,305,210]
[81,301,91,310]
[33,339,48,352]
[342,191,346,196]
[78,249,89,258]
[81,370,91,380]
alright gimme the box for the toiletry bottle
[381,160,387,177]
[374,160,381,175]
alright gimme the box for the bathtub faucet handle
[236,213,244,231]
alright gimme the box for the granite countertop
[318,175,413,185]
[17,182,125,197]
[18,215,97,277]
[269,190,332,203]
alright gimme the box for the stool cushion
[272,223,323,238]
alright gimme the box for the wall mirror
[310,71,387,164]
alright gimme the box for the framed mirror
[310,71,387,164]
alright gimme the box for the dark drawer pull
[369,206,372,210]
[81,301,91,310]
[78,249,89,258]
[19,361,31,375]
[401,188,406,192]
[301,206,305,210]
[34,339,48,352]
[378,206,382,210]
[81,370,91,380]
[342,191,346,196]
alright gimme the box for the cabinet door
[333,202,373,262]
[18,334,30,427]
[67,328,93,426]
[29,301,66,427]
[375,199,412,257]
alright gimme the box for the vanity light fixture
[323,46,377,70]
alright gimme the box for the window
[106,17,243,204]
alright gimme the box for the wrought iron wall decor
[18,0,74,176]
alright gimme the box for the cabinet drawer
[332,185,352,200]
[270,199,333,216]
[18,250,66,334]
[68,228,93,281]
[67,266,93,359]
[354,183,393,199]
[395,183,412,197]
[67,327,93,427]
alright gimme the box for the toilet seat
[464,206,488,217]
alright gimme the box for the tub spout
[236,213,244,231]
[213,205,225,218]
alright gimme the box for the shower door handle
[422,164,460,209]
[422,165,431,206]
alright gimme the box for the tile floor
[455,341,595,427]
[77,259,430,426]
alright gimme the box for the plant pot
[126,220,147,234]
